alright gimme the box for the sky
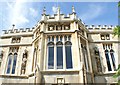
[0,0,118,34]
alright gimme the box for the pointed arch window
[65,41,73,69]
[57,42,63,69]
[6,53,17,74]
[105,50,112,71]
[110,49,116,71]
[48,42,54,69]
[6,53,12,74]
[47,35,73,70]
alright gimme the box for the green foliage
[113,26,120,37]
[118,1,120,7]
[113,64,120,78]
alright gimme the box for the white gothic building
[0,6,119,85]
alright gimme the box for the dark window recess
[105,50,112,71]
[48,26,54,31]
[56,25,62,30]
[11,38,21,43]
[101,35,105,40]
[65,45,73,69]
[48,47,54,69]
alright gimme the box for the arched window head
[110,49,114,53]
[47,42,54,46]
[105,49,109,54]
[56,41,63,46]
[65,41,72,46]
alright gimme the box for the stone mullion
[54,36,56,70]
[63,36,66,70]
[108,50,114,71]
[102,44,108,72]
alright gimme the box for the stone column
[44,35,47,70]
[63,36,66,70]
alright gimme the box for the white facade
[0,6,119,84]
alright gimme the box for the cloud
[52,6,57,14]
[80,4,104,21]
[6,2,14,9]
[5,0,29,28]
[12,15,29,25]
[29,7,38,17]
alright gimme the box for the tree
[113,26,120,37]
[113,1,120,85]
[113,1,120,37]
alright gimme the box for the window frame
[6,53,18,74]
[47,42,54,69]
[56,42,63,69]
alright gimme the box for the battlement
[2,27,35,34]
[85,25,115,30]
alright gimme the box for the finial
[57,6,60,15]
[43,7,46,15]
[12,24,15,30]
[72,6,75,13]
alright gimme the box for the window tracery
[47,35,73,69]
[6,47,19,74]
[11,37,21,43]
[103,44,116,71]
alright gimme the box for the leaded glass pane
[12,53,17,74]
[105,51,112,71]
[57,47,63,69]
[65,46,73,69]
[7,54,12,74]
[48,47,54,69]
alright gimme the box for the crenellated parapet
[85,25,115,30]
[2,27,35,34]
[40,6,78,22]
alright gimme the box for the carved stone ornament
[49,26,54,31]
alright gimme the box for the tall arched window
[6,47,19,74]
[56,42,63,69]
[48,42,54,69]
[110,49,116,71]
[105,49,112,71]
[6,53,18,74]
[12,53,17,74]
[65,41,73,69]
[6,53,13,74]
